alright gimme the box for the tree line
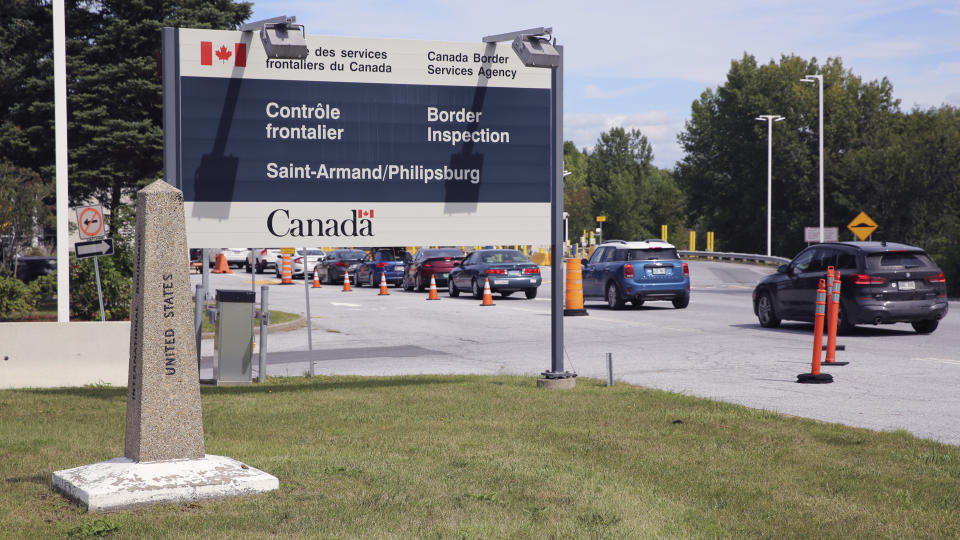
[1,3,958,318]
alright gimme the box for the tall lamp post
[801,74,824,242]
[483,28,574,385]
[755,114,784,257]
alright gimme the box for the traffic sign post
[847,211,878,241]
[76,205,105,239]
[74,237,114,322]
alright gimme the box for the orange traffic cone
[212,253,232,274]
[426,274,440,300]
[378,272,390,295]
[480,278,495,306]
[280,254,293,284]
[312,267,321,288]
[342,270,352,292]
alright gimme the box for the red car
[402,248,465,291]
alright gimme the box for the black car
[448,249,541,299]
[313,249,366,284]
[753,241,948,334]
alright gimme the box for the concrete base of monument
[52,454,278,512]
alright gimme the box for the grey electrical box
[214,289,256,385]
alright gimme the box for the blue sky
[249,1,960,168]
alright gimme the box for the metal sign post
[74,236,114,322]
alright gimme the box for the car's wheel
[472,279,484,300]
[403,274,414,291]
[245,260,252,273]
[606,282,625,309]
[256,261,263,274]
[837,301,856,335]
[911,319,939,334]
[500,291,513,298]
[672,293,690,309]
[448,279,460,297]
[368,272,376,288]
[415,273,425,292]
[631,299,644,308]
[524,288,537,299]
[327,269,334,284]
[757,291,780,328]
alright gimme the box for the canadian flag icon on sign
[358,210,375,218]
[200,42,247,67]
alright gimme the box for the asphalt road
[192,260,960,446]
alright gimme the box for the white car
[247,248,282,274]
[275,249,327,278]
[209,247,249,268]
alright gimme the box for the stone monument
[52,180,278,512]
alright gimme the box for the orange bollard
[378,272,390,295]
[563,257,588,316]
[312,267,321,288]
[824,270,849,366]
[342,270,352,292]
[798,279,833,383]
[212,253,232,274]
[280,254,293,284]
[426,274,440,300]
[479,278,495,306]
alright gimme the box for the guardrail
[679,250,790,266]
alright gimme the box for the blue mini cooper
[581,239,690,309]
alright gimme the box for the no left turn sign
[76,205,105,239]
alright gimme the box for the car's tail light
[624,264,635,279]
[927,272,945,283]
[294,257,302,264]
[853,273,886,285]
[260,248,267,255]
[376,262,388,268]
[682,262,689,277]
[424,263,433,268]
[336,261,348,267]
[486,268,506,275]
[523,267,540,274]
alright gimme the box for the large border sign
[163,28,552,247]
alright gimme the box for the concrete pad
[52,454,278,512]
[537,377,576,389]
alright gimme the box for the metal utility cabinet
[213,289,256,385]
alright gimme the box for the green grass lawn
[198,307,300,334]
[2,375,959,538]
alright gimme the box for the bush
[0,274,34,319]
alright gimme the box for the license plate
[652,267,667,275]
[899,280,915,290]
[508,271,520,276]
[396,265,404,271]
[494,279,508,285]
[440,273,448,278]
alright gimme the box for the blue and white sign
[164,28,553,247]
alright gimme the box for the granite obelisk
[53,180,277,512]
[124,180,204,461]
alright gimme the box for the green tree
[587,127,655,241]
[563,141,593,243]
[0,160,54,274]
[676,54,900,255]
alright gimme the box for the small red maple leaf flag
[215,45,232,62]
[358,210,375,218]
[200,42,247,67]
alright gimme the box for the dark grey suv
[752,241,948,334]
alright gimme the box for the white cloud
[583,83,650,100]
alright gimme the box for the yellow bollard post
[689,230,696,251]
[661,225,668,241]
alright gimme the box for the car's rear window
[865,251,934,270]
[616,248,679,261]
[424,249,464,258]
[339,250,367,259]
[481,251,530,263]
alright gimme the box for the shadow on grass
[21,375,470,399]
[3,474,48,487]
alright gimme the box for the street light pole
[801,74,824,242]
[755,115,784,257]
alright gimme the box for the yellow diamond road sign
[847,211,878,241]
